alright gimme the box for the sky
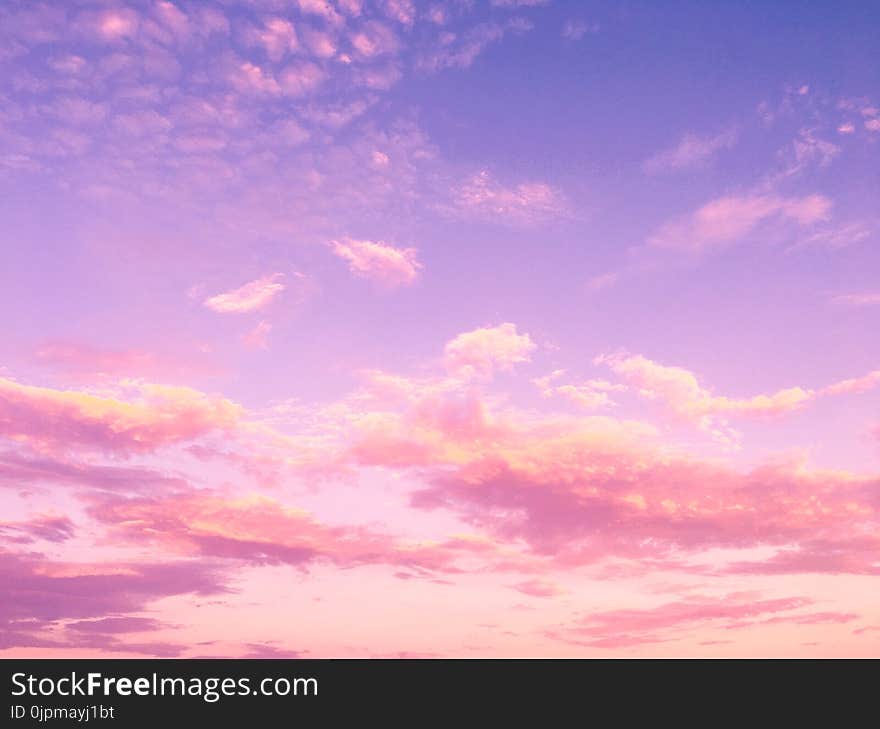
[1,0,879,658]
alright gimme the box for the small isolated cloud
[643,129,737,174]
[832,292,880,307]
[203,274,285,314]
[330,238,422,287]
[444,323,535,378]
[647,193,831,252]
[451,169,568,226]
[242,321,272,351]
[586,272,618,292]
[562,20,599,41]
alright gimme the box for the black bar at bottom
[2,658,875,725]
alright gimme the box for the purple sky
[1,0,879,657]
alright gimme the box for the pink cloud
[0,514,75,544]
[203,273,285,313]
[547,593,847,648]
[0,449,188,494]
[33,340,213,380]
[598,353,880,442]
[297,0,344,26]
[0,549,226,654]
[87,489,526,577]
[491,0,550,7]
[94,9,140,41]
[0,377,240,454]
[245,18,298,62]
[600,353,815,417]
[561,20,599,41]
[586,272,618,292]
[340,386,880,574]
[242,321,272,350]
[643,129,737,174]
[510,579,564,598]
[450,169,568,226]
[330,238,422,287]
[229,61,281,95]
[349,20,399,59]
[833,292,880,307]
[648,193,832,251]
[279,60,327,96]
[535,371,625,410]
[443,323,536,377]
[417,22,512,72]
[822,370,880,395]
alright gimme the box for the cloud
[586,272,618,292]
[821,370,880,396]
[0,449,188,494]
[330,238,422,287]
[561,20,599,41]
[33,341,211,380]
[335,373,878,575]
[450,169,569,226]
[203,274,285,314]
[510,579,564,598]
[597,354,880,439]
[244,18,298,62]
[444,323,536,378]
[349,20,399,59]
[599,353,815,420]
[0,514,75,544]
[0,549,226,652]
[242,321,272,350]
[0,377,240,454]
[647,194,832,251]
[87,489,525,577]
[534,371,625,410]
[547,593,856,648]
[410,435,880,576]
[832,292,880,307]
[793,221,873,250]
[643,129,737,174]
[418,21,522,72]
[491,0,550,7]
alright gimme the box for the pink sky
[1,0,879,657]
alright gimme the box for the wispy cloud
[647,193,831,251]
[561,20,599,41]
[203,274,286,314]
[831,292,880,306]
[643,129,737,174]
[450,169,569,226]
